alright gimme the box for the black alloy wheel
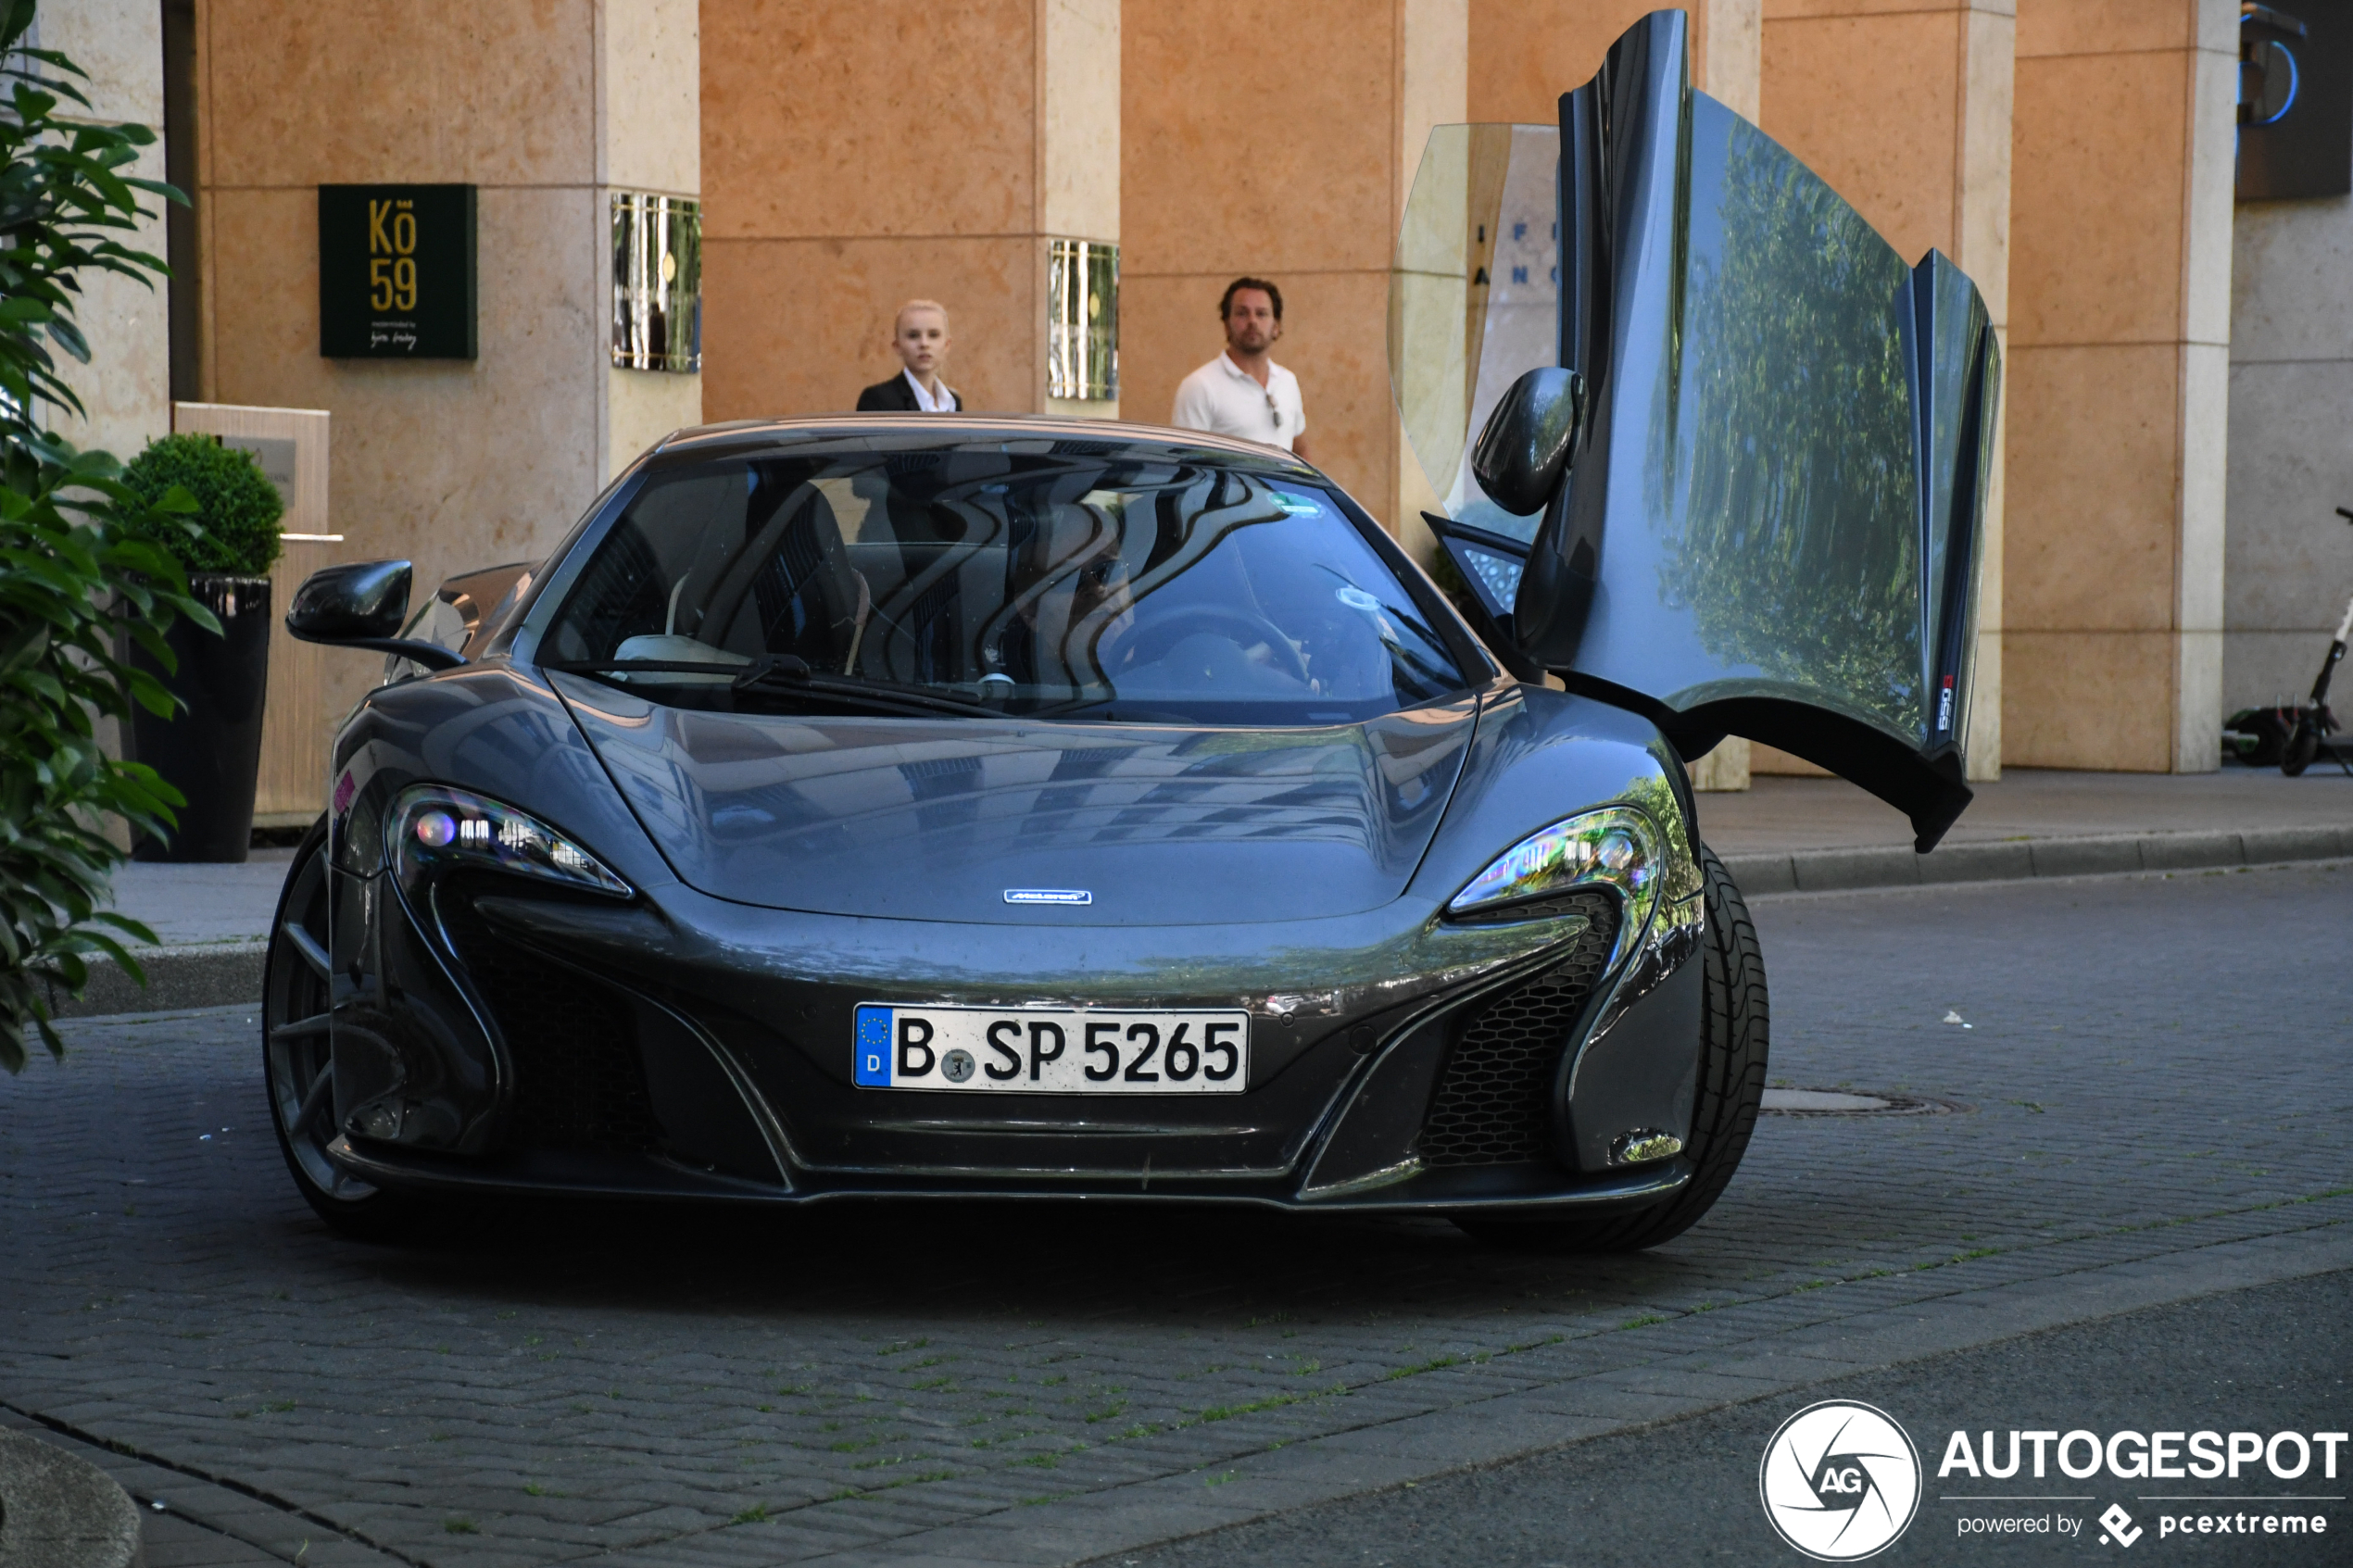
[1455,842,1770,1253]
[262,814,421,1241]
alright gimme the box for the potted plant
[120,433,284,862]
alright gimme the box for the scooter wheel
[2282,724,2320,777]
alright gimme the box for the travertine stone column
[2006,0,2235,771]
[196,0,702,729]
[600,0,704,474]
[42,0,171,461]
[1759,0,2014,782]
[1471,0,1762,120]
[700,0,1119,421]
[43,1,171,833]
[1122,0,1466,547]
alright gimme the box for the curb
[44,941,264,1022]
[0,1431,142,1568]
[41,826,2353,1023]
[1719,822,2353,897]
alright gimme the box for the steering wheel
[1120,604,1310,685]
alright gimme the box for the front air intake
[435,889,667,1156]
[1417,893,1619,1168]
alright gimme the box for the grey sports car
[264,11,1997,1249]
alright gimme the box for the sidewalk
[1703,763,2353,893]
[55,850,293,1020]
[50,765,2353,1019]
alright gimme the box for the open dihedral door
[1391,9,1999,851]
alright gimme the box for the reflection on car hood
[552,673,1480,925]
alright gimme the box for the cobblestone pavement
[2,863,2349,1568]
[1123,1267,2353,1567]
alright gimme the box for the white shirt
[1170,353,1305,451]
[903,368,959,412]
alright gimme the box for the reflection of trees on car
[1650,109,1923,738]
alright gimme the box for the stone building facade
[59,0,2351,793]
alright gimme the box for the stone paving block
[1575,1362,1796,1403]
[1718,852,1797,896]
[2027,834,2147,878]
[1791,846,1923,892]
[2140,829,2249,871]
[1920,841,2035,884]
[139,1521,278,1568]
[1212,1447,1434,1494]
[796,1546,1055,1568]
[2246,822,2353,860]
[1507,1386,1717,1425]
[598,1524,849,1568]
[921,1494,1263,1565]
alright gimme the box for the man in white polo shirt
[1170,277,1312,460]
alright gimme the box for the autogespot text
[1937,1427,2347,1482]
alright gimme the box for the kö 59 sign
[319,183,476,359]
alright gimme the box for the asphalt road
[1119,1266,2353,1567]
[2,861,2348,1567]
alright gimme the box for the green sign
[318,184,476,358]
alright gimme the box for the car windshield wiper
[543,657,1007,720]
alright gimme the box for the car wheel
[262,814,426,1242]
[1456,842,1768,1253]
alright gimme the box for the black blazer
[856,374,962,412]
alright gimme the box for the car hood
[552,673,1481,925]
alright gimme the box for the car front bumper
[323,859,1706,1216]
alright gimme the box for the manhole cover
[1760,1088,1969,1116]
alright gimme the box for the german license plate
[852,1004,1249,1093]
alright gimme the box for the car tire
[262,814,430,1243]
[1455,842,1769,1253]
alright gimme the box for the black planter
[131,574,272,863]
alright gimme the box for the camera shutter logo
[1759,1400,1922,1560]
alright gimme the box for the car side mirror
[1471,368,1588,516]
[285,559,466,671]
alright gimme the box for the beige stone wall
[2003,0,2234,771]
[44,0,172,464]
[1470,0,1760,120]
[2224,191,2353,719]
[1121,0,1465,537]
[700,0,1117,422]
[195,0,700,728]
[1756,0,2013,782]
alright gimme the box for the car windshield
[538,438,1469,723]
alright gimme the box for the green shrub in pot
[116,433,285,864]
[120,434,284,575]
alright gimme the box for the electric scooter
[2282,558,2353,777]
[2221,505,2353,775]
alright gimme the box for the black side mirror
[285,559,466,671]
[1471,368,1588,516]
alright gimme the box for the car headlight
[1447,805,1662,927]
[388,784,631,897]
